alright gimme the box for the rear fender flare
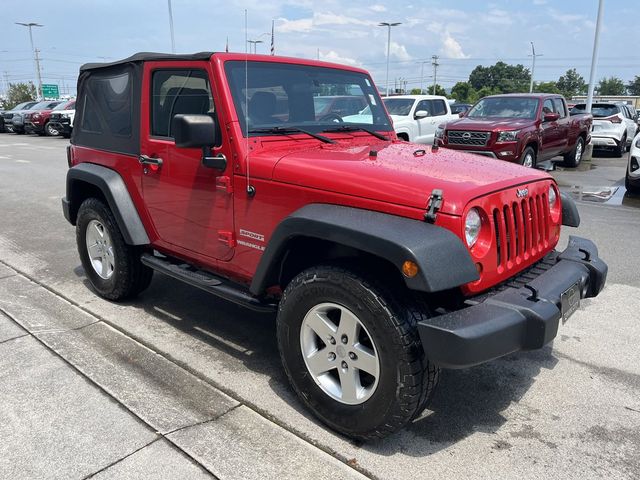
[250,204,479,295]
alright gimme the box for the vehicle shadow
[76,267,561,453]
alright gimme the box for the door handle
[139,155,163,167]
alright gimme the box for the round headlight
[465,208,482,248]
[549,186,557,208]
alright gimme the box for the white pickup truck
[383,95,458,144]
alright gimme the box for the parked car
[1,101,38,133]
[12,100,62,134]
[436,94,593,168]
[451,103,472,116]
[571,103,635,156]
[25,100,73,136]
[62,51,607,441]
[313,95,367,121]
[380,94,458,143]
[626,131,640,194]
[48,100,76,138]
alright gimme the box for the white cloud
[389,41,411,61]
[277,17,314,33]
[320,50,361,66]
[484,8,513,25]
[314,12,376,27]
[442,31,469,59]
[370,4,386,12]
[533,0,547,4]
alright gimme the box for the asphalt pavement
[0,134,639,479]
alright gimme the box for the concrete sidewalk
[0,262,366,480]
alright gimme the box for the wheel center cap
[336,346,346,358]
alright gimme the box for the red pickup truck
[436,94,592,168]
[62,53,606,440]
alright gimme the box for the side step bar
[140,253,277,313]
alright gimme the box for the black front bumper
[418,236,607,369]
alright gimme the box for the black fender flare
[560,193,580,227]
[250,204,479,295]
[63,163,150,245]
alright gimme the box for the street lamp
[417,60,429,94]
[15,22,43,100]
[247,39,264,54]
[378,21,401,96]
[167,0,176,53]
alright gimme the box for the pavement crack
[0,333,29,346]
[82,436,163,479]
[163,403,242,437]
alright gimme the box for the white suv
[382,95,458,144]
[626,131,640,195]
[572,103,636,157]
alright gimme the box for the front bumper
[50,118,72,135]
[418,236,607,369]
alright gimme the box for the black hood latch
[425,189,443,224]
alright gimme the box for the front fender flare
[250,204,479,295]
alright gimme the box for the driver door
[140,63,234,261]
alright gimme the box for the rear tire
[277,265,438,441]
[562,137,585,168]
[76,198,153,300]
[520,146,536,168]
[615,135,626,158]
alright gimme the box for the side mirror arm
[201,146,227,171]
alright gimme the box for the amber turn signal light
[402,261,419,278]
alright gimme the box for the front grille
[50,113,61,121]
[493,193,550,272]
[447,130,490,146]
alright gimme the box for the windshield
[571,104,619,118]
[467,97,539,119]
[30,101,58,110]
[12,101,36,111]
[382,98,415,116]
[53,100,75,111]
[224,61,392,135]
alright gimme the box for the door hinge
[216,176,234,193]
[218,230,236,248]
[425,189,443,224]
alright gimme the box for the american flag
[270,20,275,55]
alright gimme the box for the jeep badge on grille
[516,188,529,198]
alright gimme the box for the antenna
[244,9,255,197]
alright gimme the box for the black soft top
[80,51,214,71]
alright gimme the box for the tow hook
[424,189,443,224]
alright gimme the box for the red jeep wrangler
[62,52,607,440]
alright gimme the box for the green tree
[410,88,424,95]
[556,68,587,99]
[626,75,640,96]
[597,77,625,96]
[475,86,501,99]
[426,84,447,96]
[3,82,37,109]
[450,81,478,103]
[468,62,531,93]
[534,81,561,94]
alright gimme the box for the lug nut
[341,361,348,369]
[349,352,357,360]
[341,334,348,344]
[328,352,336,361]
[328,336,336,345]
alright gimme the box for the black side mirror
[171,114,226,171]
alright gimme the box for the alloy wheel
[85,219,115,279]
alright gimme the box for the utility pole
[378,22,402,96]
[167,0,176,53]
[15,22,43,100]
[528,42,542,93]
[34,48,43,98]
[431,55,439,94]
[317,48,320,60]
[586,0,604,113]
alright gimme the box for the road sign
[42,84,59,99]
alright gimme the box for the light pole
[586,0,604,113]
[15,22,43,100]
[528,42,542,93]
[378,22,401,96]
[167,0,176,53]
[247,40,263,54]
[417,60,429,93]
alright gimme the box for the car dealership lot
[1,135,639,479]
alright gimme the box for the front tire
[520,146,536,168]
[76,198,152,300]
[277,265,438,441]
[562,137,584,168]
[626,174,640,195]
[45,122,59,136]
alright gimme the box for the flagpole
[270,19,275,55]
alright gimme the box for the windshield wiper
[322,125,389,141]
[248,126,335,144]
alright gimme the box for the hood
[390,114,411,125]
[445,117,536,131]
[271,141,550,216]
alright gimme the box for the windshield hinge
[425,189,443,224]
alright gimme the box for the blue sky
[1,0,638,96]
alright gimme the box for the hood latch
[425,189,443,224]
